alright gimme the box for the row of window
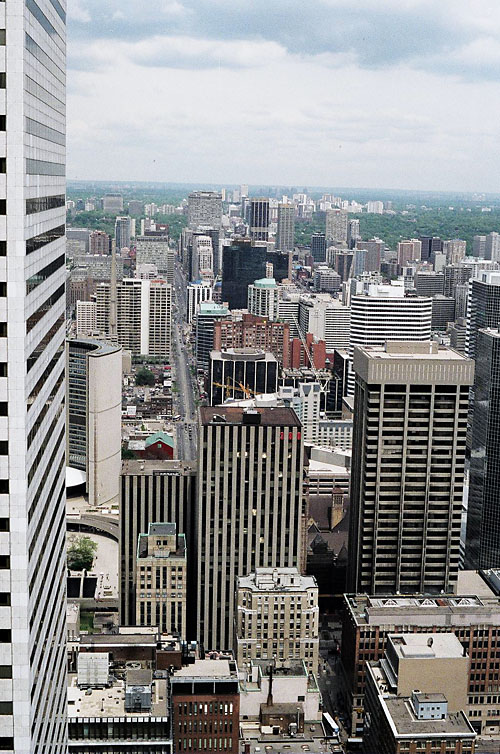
[26,224,65,255]
[26,194,65,215]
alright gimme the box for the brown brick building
[214,313,290,367]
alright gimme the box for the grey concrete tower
[347,342,473,596]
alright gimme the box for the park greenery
[67,536,98,572]
[135,368,156,386]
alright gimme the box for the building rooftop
[121,459,196,476]
[210,348,276,362]
[384,697,475,739]
[358,341,469,360]
[238,568,317,592]
[144,431,174,449]
[68,675,169,719]
[253,278,277,287]
[173,657,238,680]
[200,406,301,428]
[198,302,228,316]
[389,633,465,660]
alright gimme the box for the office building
[72,253,124,281]
[299,295,351,351]
[397,239,421,268]
[448,317,467,354]
[136,523,187,638]
[485,231,500,262]
[114,216,131,250]
[186,281,213,324]
[276,203,295,251]
[120,460,197,630]
[198,407,304,649]
[89,230,111,255]
[466,328,500,569]
[419,236,443,263]
[191,233,213,282]
[334,250,353,281]
[473,234,486,258]
[326,208,348,244]
[413,270,444,296]
[76,300,97,337]
[366,200,384,214]
[103,193,123,213]
[221,238,290,310]
[96,278,172,359]
[356,239,383,272]
[443,263,473,296]
[311,232,327,263]
[235,568,319,674]
[347,218,360,248]
[431,294,455,330]
[364,634,476,754]
[128,199,144,215]
[313,266,341,293]
[248,277,278,320]
[187,191,222,229]
[249,198,270,241]
[2,2,69,749]
[170,656,240,754]
[341,586,500,736]
[214,313,290,367]
[195,301,229,369]
[348,342,473,595]
[67,339,122,508]
[443,238,467,265]
[466,271,500,359]
[295,382,321,443]
[136,234,174,282]
[208,349,278,405]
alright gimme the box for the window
[0,667,11,679]
[0,703,12,715]
[0,631,10,642]
[0,404,6,416]
[0,284,5,297]
[0,116,5,130]
[0,480,7,494]
[0,594,10,606]
[0,519,8,532]
[0,558,8,571]
[0,31,5,45]
[0,325,5,337]
[0,243,5,256]
[0,202,5,215]
[0,365,6,378]
[0,160,5,173]
[0,74,5,90]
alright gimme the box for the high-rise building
[347,341,473,595]
[443,264,473,296]
[472,235,486,258]
[89,230,111,255]
[276,203,295,251]
[114,216,131,251]
[235,568,319,674]
[187,191,222,229]
[298,295,351,351]
[76,300,97,337]
[419,236,443,263]
[485,232,500,262]
[443,239,467,265]
[355,239,383,272]
[67,339,122,508]
[313,266,341,293]
[197,407,304,649]
[191,234,214,282]
[186,281,213,324]
[325,208,348,245]
[311,233,327,263]
[135,234,174,282]
[120,460,197,631]
[397,239,422,268]
[128,199,144,215]
[208,349,278,405]
[4,1,68,750]
[214,313,290,367]
[431,295,456,330]
[413,271,444,296]
[221,239,290,310]
[247,277,278,320]
[347,218,360,249]
[466,328,500,569]
[249,198,270,241]
[136,523,187,638]
[96,278,172,359]
[466,271,500,359]
[103,193,124,213]
[195,301,229,369]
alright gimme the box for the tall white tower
[4,0,68,751]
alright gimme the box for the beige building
[364,633,475,754]
[236,568,319,675]
[136,523,187,638]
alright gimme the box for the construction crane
[211,376,260,400]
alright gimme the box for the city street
[172,262,198,461]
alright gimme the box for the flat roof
[390,633,465,660]
[357,342,468,361]
[384,697,475,738]
[68,675,169,719]
[200,406,301,428]
[121,459,196,476]
[173,658,237,679]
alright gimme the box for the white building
[186,281,213,324]
[187,191,222,229]
[248,277,278,321]
[317,419,353,451]
[299,295,351,351]
[443,239,467,265]
[96,279,172,359]
[76,300,97,337]
[366,200,384,214]
[67,339,122,508]
[5,1,68,750]
[135,235,174,283]
[236,568,319,675]
[192,234,213,281]
[295,382,321,443]
[325,208,348,244]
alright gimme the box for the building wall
[172,691,239,754]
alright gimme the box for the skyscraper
[247,277,279,320]
[325,208,348,245]
[187,191,222,229]
[114,216,131,250]
[466,271,500,359]
[276,203,295,252]
[466,328,500,569]
[311,233,327,263]
[221,239,290,310]
[419,236,443,263]
[347,342,473,595]
[197,407,304,649]
[5,1,68,750]
[249,198,270,241]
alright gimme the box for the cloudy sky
[67,0,500,191]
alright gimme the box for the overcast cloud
[67,0,500,191]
